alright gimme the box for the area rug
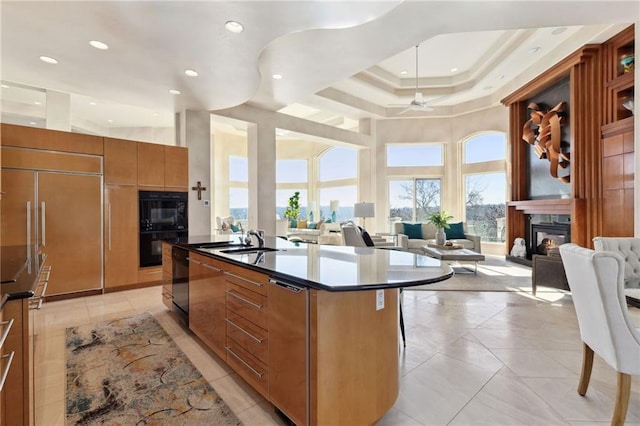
[66,312,241,425]
[411,255,561,293]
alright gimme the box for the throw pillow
[446,222,466,239]
[221,221,230,231]
[230,223,240,232]
[297,219,308,229]
[403,223,423,239]
[360,227,375,247]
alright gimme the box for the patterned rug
[66,312,241,425]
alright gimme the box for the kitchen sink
[219,247,280,255]
[190,241,242,249]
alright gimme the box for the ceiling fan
[389,44,438,115]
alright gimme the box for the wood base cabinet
[161,243,173,309]
[188,253,226,359]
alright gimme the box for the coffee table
[421,246,485,274]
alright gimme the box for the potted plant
[284,191,301,228]
[428,210,453,245]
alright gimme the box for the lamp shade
[330,200,340,211]
[354,202,375,218]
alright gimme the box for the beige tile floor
[34,285,640,425]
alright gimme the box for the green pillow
[230,223,240,232]
[403,223,423,239]
[308,222,317,229]
[446,222,466,239]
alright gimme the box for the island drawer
[223,265,269,296]
[226,337,268,399]
[225,309,267,364]
[225,282,267,329]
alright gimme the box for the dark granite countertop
[176,235,453,292]
[1,245,47,308]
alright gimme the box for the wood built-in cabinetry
[161,242,173,309]
[1,124,189,297]
[104,138,138,290]
[0,146,102,296]
[601,25,635,237]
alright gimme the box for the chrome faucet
[246,229,265,248]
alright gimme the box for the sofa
[287,221,342,243]
[392,221,481,253]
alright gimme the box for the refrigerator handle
[41,201,46,247]
[26,201,31,258]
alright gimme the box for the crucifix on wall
[191,181,207,200]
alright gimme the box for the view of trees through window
[463,132,507,243]
[389,178,441,222]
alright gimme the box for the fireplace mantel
[507,199,572,215]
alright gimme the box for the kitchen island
[164,235,453,425]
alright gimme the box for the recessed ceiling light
[400,70,408,75]
[107,119,114,123]
[497,75,505,80]
[168,89,181,95]
[1,84,9,89]
[40,56,58,64]
[89,40,109,50]
[450,67,458,73]
[529,47,541,54]
[225,21,244,33]
[29,122,37,125]
[34,101,41,105]
[89,101,97,106]
[152,112,159,117]
[272,74,283,80]
[552,27,567,36]
[184,69,198,77]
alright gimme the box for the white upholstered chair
[559,243,640,425]
[593,237,640,307]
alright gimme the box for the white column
[179,110,212,236]
[247,122,276,235]
[45,90,71,131]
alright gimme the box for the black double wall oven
[139,191,188,268]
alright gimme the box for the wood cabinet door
[188,253,226,359]
[0,169,36,249]
[38,172,102,294]
[268,281,308,426]
[137,142,164,188]
[104,185,138,289]
[104,138,137,185]
[164,146,188,189]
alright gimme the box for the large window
[463,133,507,242]
[229,156,248,220]
[389,178,441,222]
[318,146,358,221]
[277,159,307,182]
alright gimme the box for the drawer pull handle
[0,352,15,392]
[225,290,263,310]
[162,291,172,300]
[201,263,222,272]
[0,319,14,349]
[225,346,264,378]
[225,318,263,343]
[224,271,263,288]
[188,258,201,265]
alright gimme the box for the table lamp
[354,202,375,229]
[330,200,339,222]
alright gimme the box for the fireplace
[531,223,571,256]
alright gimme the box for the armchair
[559,243,640,425]
[593,237,640,307]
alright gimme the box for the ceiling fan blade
[397,107,413,115]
